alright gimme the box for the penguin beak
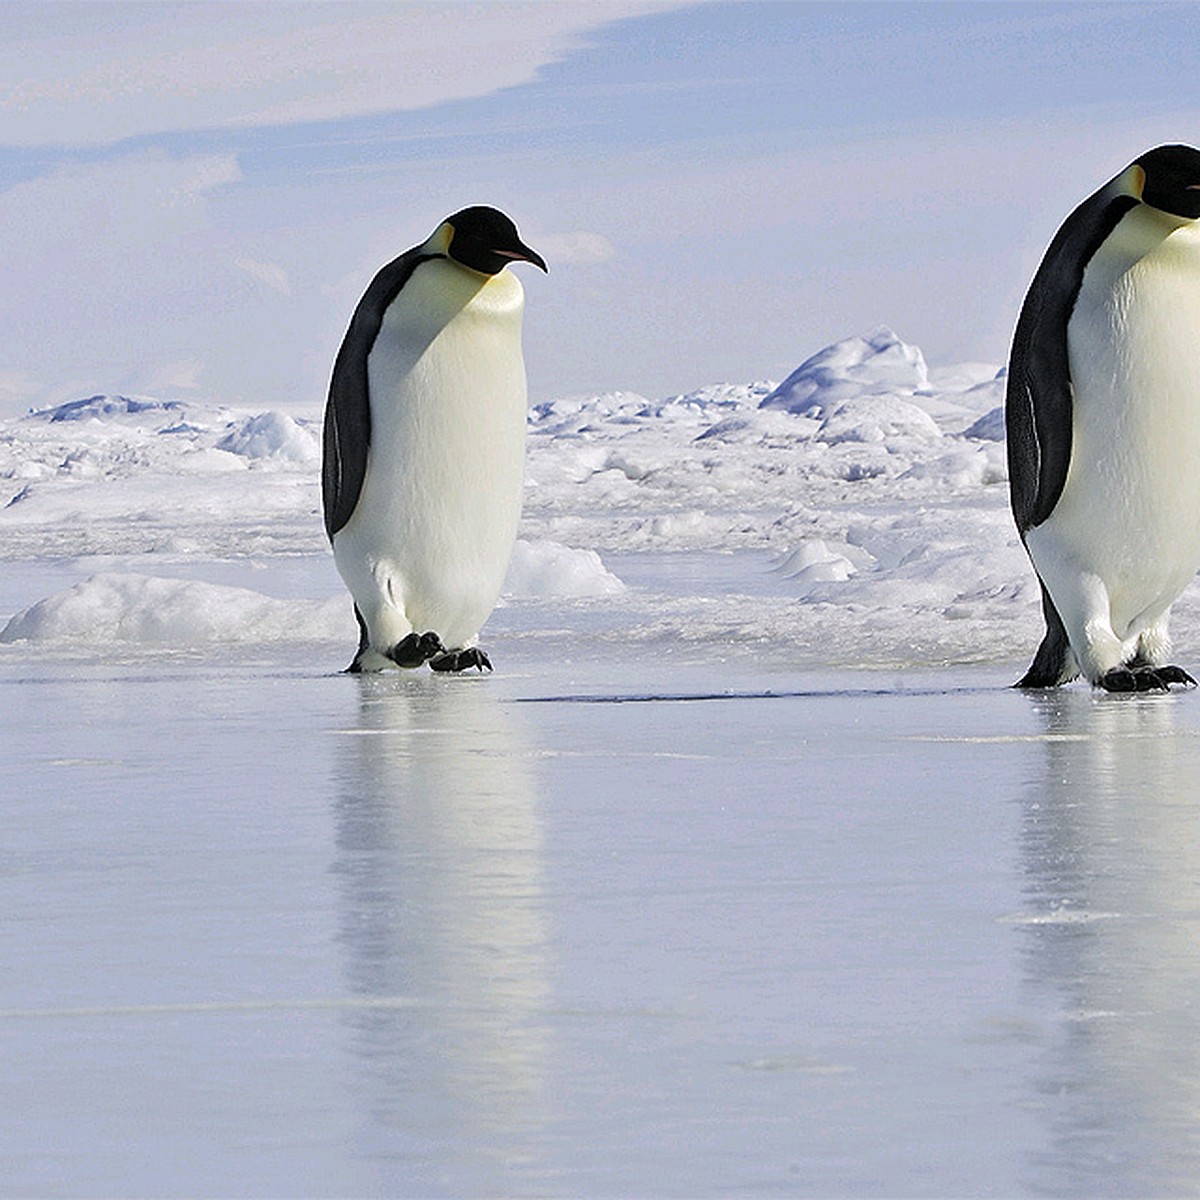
[497,243,548,273]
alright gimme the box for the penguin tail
[1014,583,1076,688]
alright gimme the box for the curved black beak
[498,242,548,273]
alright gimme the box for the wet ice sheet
[5,646,1200,1198]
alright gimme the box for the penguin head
[1131,144,1200,220]
[438,206,548,276]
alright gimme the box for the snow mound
[759,327,930,417]
[32,395,185,423]
[216,412,320,463]
[0,573,349,645]
[815,394,942,445]
[772,539,863,596]
[504,539,625,599]
[964,406,1006,442]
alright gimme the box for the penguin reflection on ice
[1007,144,1200,692]
[323,207,546,673]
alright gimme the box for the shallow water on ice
[5,630,1200,1197]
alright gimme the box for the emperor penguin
[322,206,547,673]
[1007,144,1200,691]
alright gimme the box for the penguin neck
[366,256,528,431]
[402,257,524,345]
[1082,204,1197,292]
[372,252,528,364]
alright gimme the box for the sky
[2,0,1200,417]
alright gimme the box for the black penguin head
[1134,144,1200,219]
[442,206,548,276]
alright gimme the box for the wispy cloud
[142,357,207,396]
[0,1,682,148]
[234,257,293,298]
[533,232,618,266]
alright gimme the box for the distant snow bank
[1,325,1093,671]
[0,538,622,646]
[42,395,186,423]
[216,411,320,463]
[0,573,351,646]
[24,395,322,463]
[760,326,931,416]
[505,539,625,599]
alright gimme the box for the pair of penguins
[324,143,1200,691]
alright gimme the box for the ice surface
[6,328,1200,1196]
[6,648,1200,1197]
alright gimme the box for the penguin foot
[387,631,446,668]
[1098,664,1196,693]
[1157,665,1198,687]
[429,647,493,673]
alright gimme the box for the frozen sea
[6,330,1200,1197]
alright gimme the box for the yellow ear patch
[1116,162,1147,199]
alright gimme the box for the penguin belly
[332,262,528,660]
[1025,213,1200,679]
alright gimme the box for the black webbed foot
[387,631,446,668]
[429,647,493,673]
[1099,667,1161,692]
[1154,665,1197,687]
[1098,664,1195,693]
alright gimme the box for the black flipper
[1006,189,1139,536]
[1015,583,1075,688]
[322,248,439,540]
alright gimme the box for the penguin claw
[387,631,446,668]
[1098,664,1195,693]
[429,647,493,673]
[1155,664,1197,687]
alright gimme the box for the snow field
[4,326,1198,671]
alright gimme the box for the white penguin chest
[1055,211,1200,589]
[358,260,528,538]
[335,260,529,646]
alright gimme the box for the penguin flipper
[322,246,439,540]
[1006,188,1139,534]
[1006,263,1078,535]
[1015,582,1077,688]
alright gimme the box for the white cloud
[532,231,617,266]
[142,358,207,395]
[0,1,682,147]
[234,257,293,297]
[0,369,40,412]
[0,151,241,256]
[0,151,253,409]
